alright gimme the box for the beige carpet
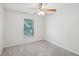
[1,40,78,56]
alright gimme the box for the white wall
[45,6,79,55]
[0,4,4,54]
[4,10,45,47]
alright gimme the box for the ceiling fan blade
[47,9,56,11]
[38,3,43,9]
[41,3,47,9]
[39,3,47,9]
[28,8,39,10]
[28,3,43,10]
[32,9,40,14]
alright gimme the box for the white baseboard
[45,39,79,55]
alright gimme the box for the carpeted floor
[1,40,78,56]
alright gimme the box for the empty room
[0,3,79,56]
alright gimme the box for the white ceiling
[3,3,79,14]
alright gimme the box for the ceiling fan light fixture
[37,11,45,15]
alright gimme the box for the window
[24,19,34,36]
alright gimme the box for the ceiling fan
[32,3,56,15]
